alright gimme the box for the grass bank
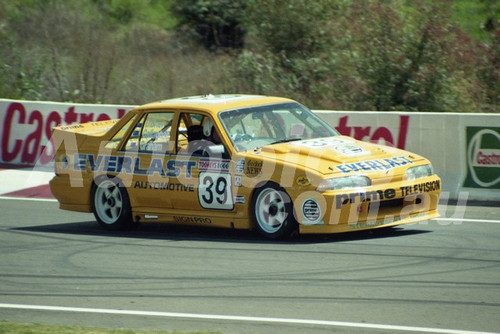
[0,321,222,334]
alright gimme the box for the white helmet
[203,118,214,137]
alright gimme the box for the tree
[171,0,246,50]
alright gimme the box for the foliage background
[0,0,498,112]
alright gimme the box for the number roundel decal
[198,172,233,210]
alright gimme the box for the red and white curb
[0,168,54,199]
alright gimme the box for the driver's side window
[176,112,228,158]
[176,113,205,154]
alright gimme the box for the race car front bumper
[295,175,442,234]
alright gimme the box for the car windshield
[219,102,338,152]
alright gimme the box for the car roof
[134,94,296,114]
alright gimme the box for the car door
[117,110,176,209]
[169,112,234,212]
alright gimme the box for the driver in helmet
[203,118,221,145]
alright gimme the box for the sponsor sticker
[296,175,311,186]
[134,181,195,192]
[235,158,245,173]
[292,137,353,148]
[174,216,212,224]
[245,160,262,176]
[234,195,246,204]
[336,156,413,174]
[234,175,242,187]
[335,181,440,209]
[464,127,500,189]
[302,199,322,224]
[72,153,197,178]
[331,144,370,157]
[199,158,230,171]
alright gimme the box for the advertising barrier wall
[316,111,499,202]
[0,99,134,167]
[1,98,498,201]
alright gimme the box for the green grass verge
[0,321,223,334]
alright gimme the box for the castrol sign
[464,127,500,189]
[0,99,133,166]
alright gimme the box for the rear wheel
[252,182,297,239]
[92,178,132,230]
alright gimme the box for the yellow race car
[50,95,441,239]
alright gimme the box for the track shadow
[13,220,431,244]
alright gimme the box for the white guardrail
[1,98,499,201]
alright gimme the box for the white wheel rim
[94,180,123,225]
[255,188,287,234]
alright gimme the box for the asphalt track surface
[0,197,499,334]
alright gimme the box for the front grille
[379,198,404,208]
[368,198,405,216]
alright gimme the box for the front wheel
[252,182,297,239]
[92,178,132,230]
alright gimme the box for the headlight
[317,175,371,192]
[406,164,433,180]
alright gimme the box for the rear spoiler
[53,119,119,136]
[51,119,120,159]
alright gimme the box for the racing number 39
[198,172,233,210]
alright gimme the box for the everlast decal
[336,156,413,174]
[73,154,196,178]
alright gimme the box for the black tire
[251,182,297,239]
[91,177,132,230]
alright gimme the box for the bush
[235,0,498,112]
[0,0,497,112]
